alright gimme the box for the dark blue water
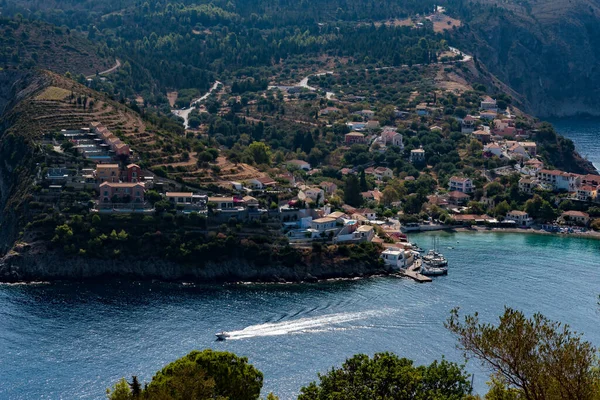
[1,231,599,399]
[550,117,600,170]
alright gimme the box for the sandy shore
[451,226,600,241]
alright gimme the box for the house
[410,147,425,164]
[525,159,544,172]
[340,168,354,175]
[381,247,410,269]
[416,104,429,116]
[536,169,581,192]
[355,208,377,220]
[125,164,142,183]
[480,111,497,120]
[319,181,338,195]
[473,130,492,144]
[248,176,277,190]
[311,217,338,232]
[326,211,349,222]
[165,192,208,207]
[319,107,341,116]
[373,167,393,180]
[365,120,380,130]
[461,115,476,134]
[480,96,497,112]
[354,225,375,242]
[381,129,404,148]
[298,185,325,204]
[519,142,537,157]
[347,122,367,131]
[345,132,366,145]
[576,185,597,202]
[560,211,590,226]
[519,177,539,194]
[361,189,383,203]
[505,210,533,227]
[447,191,470,206]
[242,196,260,210]
[287,159,311,171]
[99,182,145,203]
[208,197,236,210]
[95,164,120,183]
[448,176,473,193]
[483,143,502,157]
[580,174,600,187]
[507,143,529,160]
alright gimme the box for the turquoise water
[550,117,600,170]
[1,231,599,399]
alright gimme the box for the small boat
[215,331,230,341]
[410,242,424,252]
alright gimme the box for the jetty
[399,259,432,283]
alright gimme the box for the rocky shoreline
[0,241,394,284]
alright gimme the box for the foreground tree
[446,307,600,400]
[107,350,263,400]
[298,352,472,399]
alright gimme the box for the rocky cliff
[0,71,49,254]
[453,0,600,117]
[0,241,393,283]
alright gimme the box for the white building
[505,210,533,227]
[448,176,473,193]
[381,247,410,269]
[536,169,581,192]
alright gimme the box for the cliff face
[455,1,600,117]
[0,241,393,283]
[0,71,48,254]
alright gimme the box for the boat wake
[226,310,390,340]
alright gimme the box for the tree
[108,350,263,400]
[494,200,510,218]
[344,175,362,207]
[246,142,271,165]
[298,352,472,400]
[446,307,600,400]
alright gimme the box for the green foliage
[446,307,600,400]
[343,174,362,207]
[298,352,472,399]
[108,350,262,400]
[246,142,272,165]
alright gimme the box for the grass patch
[36,86,71,101]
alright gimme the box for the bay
[1,231,599,399]
[550,117,600,170]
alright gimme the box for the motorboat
[420,264,448,276]
[215,331,231,341]
[410,242,424,252]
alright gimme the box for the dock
[399,259,432,283]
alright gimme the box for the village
[33,87,600,279]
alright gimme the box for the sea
[1,119,599,399]
[1,231,599,399]
[550,117,600,171]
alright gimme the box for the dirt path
[86,59,122,79]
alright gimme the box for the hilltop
[0,18,113,76]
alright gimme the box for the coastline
[445,226,600,241]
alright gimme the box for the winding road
[171,81,222,129]
[86,59,122,79]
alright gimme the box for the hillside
[451,0,600,117]
[0,17,113,76]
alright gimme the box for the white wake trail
[227,310,389,340]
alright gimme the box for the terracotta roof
[313,217,336,224]
[450,176,471,183]
[579,186,597,192]
[448,191,470,198]
[100,182,144,188]
[96,164,119,169]
[507,210,528,216]
[562,211,589,218]
[166,192,193,197]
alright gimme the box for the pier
[398,259,432,283]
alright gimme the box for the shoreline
[420,226,600,241]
